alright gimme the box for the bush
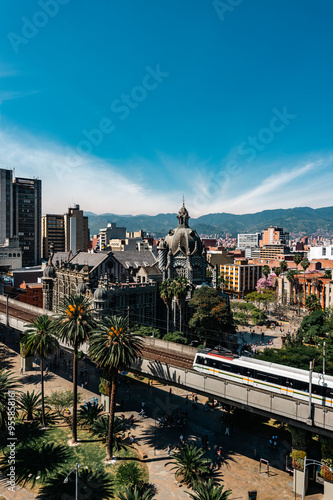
[116,462,143,488]
[163,332,188,344]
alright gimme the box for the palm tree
[286,270,295,306]
[78,401,104,429]
[0,370,19,430]
[165,443,211,486]
[274,267,281,277]
[279,260,288,305]
[293,253,302,271]
[88,315,143,460]
[160,278,174,335]
[21,315,59,427]
[324,270,332,280]
[90,414,127,452]
[172,276,190,333]
[18,390,43,421]
[305,294,321,312]
[52,294,96,444]
[186,478,232,500]
[300,258,310,307]
[118,484,157,500]
[262,265,270,279]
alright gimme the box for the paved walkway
[0,332,323,500]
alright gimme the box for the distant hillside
[85,206,333,238]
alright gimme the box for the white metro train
[193,348,333,407]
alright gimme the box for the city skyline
[1,1,333,216]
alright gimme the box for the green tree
[189,288,235,346]
[52,294,97,444]
[234,311,247,326]
[18,390,43,421]
[274,267,281,277]
[0,370,19,430]
[37,468,114,499]
[299,309,327,343]
[293,253,302,271]
[262,265,270,279]
[172,276,190,333]
[159,278,174,335]
[324,270,332,280]
[88,316,143,460]
[90,415,127,452]
[250,308,267,325]
[21,315,59,427]
[300,258,310,303]
[165,443,211,486]
[46,389,82,421]
[186,478,232,500]
[305,294,321,313]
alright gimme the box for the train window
[313,385,326,397]
[196,356,204,365]
[245,369,255,378]
[294,380,308,392]
[220,363,231,372]
[267,375,280,385]
[255,371,267,381]
[229,364,241,375]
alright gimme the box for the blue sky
[0,0,333,216]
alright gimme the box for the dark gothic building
[42,247,159,326]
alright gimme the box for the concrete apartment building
[237,233,261,249]
[261,226,289,246]
[42,205,89,259]
[221,259,262,298]
[98,223,126,251]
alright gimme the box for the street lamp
[63,463,81,500]
[302,457,333,500]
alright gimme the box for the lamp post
[302,457,333,500]
[64,463,81,500]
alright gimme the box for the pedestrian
[179,434,184,446]
[130,435,135,445]
[185,395,188,404]
[225,426,230,436]
[20,367,23,375]
[45,366,48,375]
[130,415,134,426]
[169,387,172,395]
[167,445,171,456]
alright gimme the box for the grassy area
[0,422,148,499]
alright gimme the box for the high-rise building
[12,177,42,267]
[0,168,13,244]
[41,214,65,260]
[261,226,289,246]
[42,205,89,259]
[64,205,89,254]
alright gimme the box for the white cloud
[0,128,179,215]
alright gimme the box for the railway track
[0,300,195,369]
[141,345,194,369]
[0,302,37,323]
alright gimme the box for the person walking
[167,445,171,456]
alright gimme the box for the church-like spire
[177,201,190,227]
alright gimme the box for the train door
[281,378,294,397]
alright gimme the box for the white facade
[0,238,22,270]
[308,245,333,261]
[237,233,261,249]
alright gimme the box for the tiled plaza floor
[0,328,324,499]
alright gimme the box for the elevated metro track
[1,296,333,436]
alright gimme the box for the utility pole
[323,341,326,376]
[308,361,313,421]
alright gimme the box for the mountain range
[85,206,333,239]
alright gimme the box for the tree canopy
[189,287,235,346]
